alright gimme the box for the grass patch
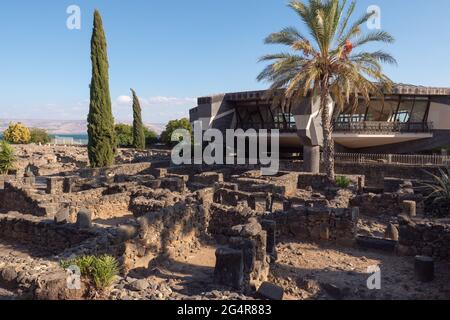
[61,255,119,291]
[335,176,351,188]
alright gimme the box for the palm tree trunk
[320,77,336,183]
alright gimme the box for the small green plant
[0,141,16,174]
[92,255,120,290]
[423,167,450,205]
[60,254,119,291]
[335,176,351,188]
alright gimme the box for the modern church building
[189,84,450,155]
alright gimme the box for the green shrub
[145,128,159,146]
[115,124,133,147]
[3,122,31,144]
[160,118,192,146]
[335,176,351,188]
[424,167,450,204]
[92,255,120,290]
[60,255,119,291]
[0,141,16,174]
[115,124,159,148]
[30,128,51,144]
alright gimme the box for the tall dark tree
[87,10,115,168]
[131,89,146,149]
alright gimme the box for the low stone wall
[78,162,169,178]
[129,189,185,217]
[297,173,364,191]
[270,207,359,245]
[398,216,450,260]
[57,189,132,221]
[0,182,49,216]
[134,199,209,261]
[0,212,95,255]
[231,172,298,197]
[208,204,261,239]
[351,193,424,216]
[335,163,442,187]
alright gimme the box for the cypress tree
[131,89,146,149]
[87,10,115,168]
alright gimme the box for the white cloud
[114,95,195,108]
[111,95,196,123]
[116,95,133,106]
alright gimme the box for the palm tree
[258,0,396,182]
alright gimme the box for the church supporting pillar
[303,145,320,173]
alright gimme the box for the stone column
[303,145,320,173]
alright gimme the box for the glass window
[410,99,428,122]
[395,98,414,122]
[366,99,398,122]
[337,100,368,122]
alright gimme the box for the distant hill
[0,119,166,135]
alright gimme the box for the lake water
[0,133,89,144]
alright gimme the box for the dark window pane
[395,98,414,122]
[410,100,428,122]
[366,99,398,121]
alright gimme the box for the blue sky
[0,0,449,123]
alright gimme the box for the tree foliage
[160,118,192,146]
[258,0,396,181]
[131,89,146,149]
[30,128,51,144]
[0,141,16,174]
[3,122,31,144]
[87,10,116,168]
[115,124,158,148]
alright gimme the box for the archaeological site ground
[0,144,449,301]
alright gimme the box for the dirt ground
[271,241,450,300]
[124,240,450,300]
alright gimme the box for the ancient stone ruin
[1,145,450,300]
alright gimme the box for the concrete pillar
[303,145,320,173]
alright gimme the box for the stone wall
[208,204,261,240]
[0,212,95,255]
[133,199,209,262]
[0,182,50,216]
[57,189,132,221]
[335,163,442,188]
[231,172,299,197]
[78,162,169,178]
[351,193,424,216]
[270,206,359,245]
[398,216,450,260]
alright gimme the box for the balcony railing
[333,121,433,134]
[238,122,297,132]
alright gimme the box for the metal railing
[51,137,88,146]
[335,153,450,166]
[238,122,297,132]
[334,121,433,134]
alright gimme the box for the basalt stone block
[415,256,435,282]
[214,247,244,290]
[63,177,78,193]
[0,267,18,290]
[256,282,284,300]
[46,177,64,195]
[23,176,35,186]
[54,206,70,225]
[402,200,417,217]
[248,194,269,212]
[384,224,399,241]
[384,178,405,193]
[261,220,277,258]
[76,209,92,229]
